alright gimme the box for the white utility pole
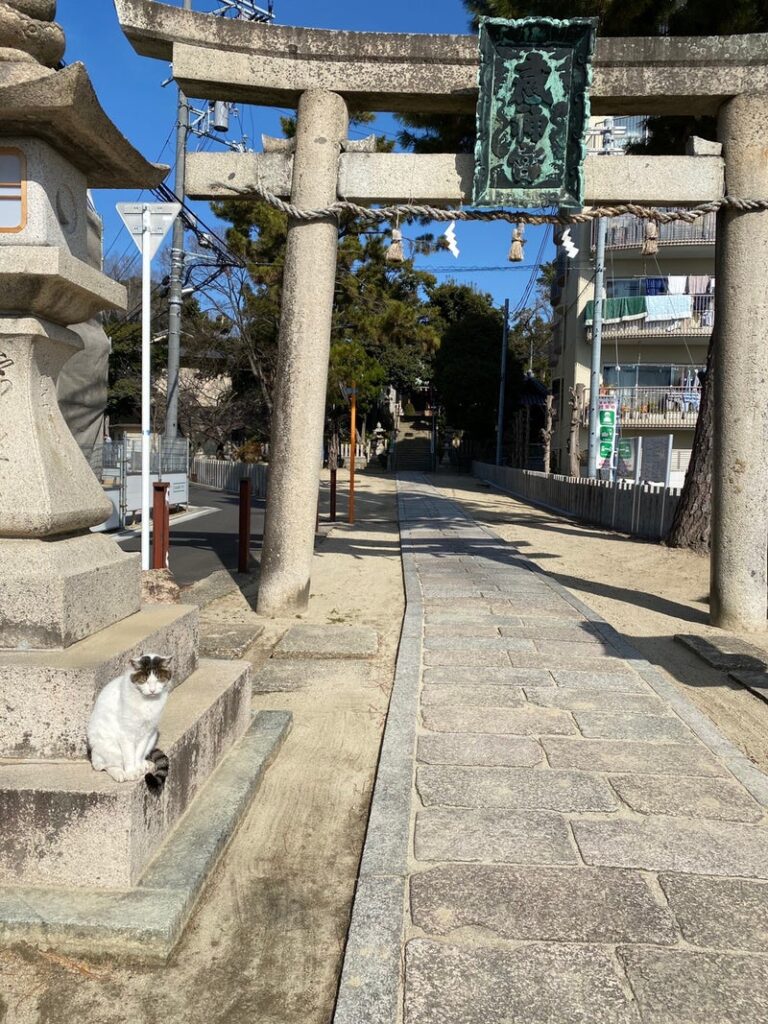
[117,202,181,570]
[141,207,153,570]
[587,215,607,478]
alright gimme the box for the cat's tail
[145,748,170,793]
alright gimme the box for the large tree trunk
[568,383,584,478]
[666,339,714,552]
[541,394,554,475]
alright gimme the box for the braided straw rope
[214,181,768,226]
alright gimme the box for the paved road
[117,483,265,586]
[334,474,768,1024]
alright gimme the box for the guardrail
[191,457,268,499]
[473,462,680,540]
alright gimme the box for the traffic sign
[116,202,180,261]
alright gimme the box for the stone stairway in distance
[395,420,433,472]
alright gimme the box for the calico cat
[87,654,173,790]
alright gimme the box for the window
[0,149,26,233]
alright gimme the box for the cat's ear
[159,655,174,668]
[129,658,143,671]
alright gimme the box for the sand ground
[434,472,768,771]
[0,471,403,1024]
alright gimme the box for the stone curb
[0,710,291,960]
[333,481,423,1024]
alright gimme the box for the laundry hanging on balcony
[584,295,647,325]
[644,294,693,322]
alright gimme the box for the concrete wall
[473,461,680,541]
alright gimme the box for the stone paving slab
[405,941,641,1024]
[417,764,619,812]
[410,865,676,943]
[423,649,512,667]
[420,684,524,707]
[422,704,576,736]
[499,623,604,643]
[415,808,578,864]
[424,623,501,637]
[524,686,669,715]
[659,873,768,950]
[574,817,768,876]
[574,710,695,742]
[551,668,648,691]
[544,737,727,775]
[272,624,378,659]
[423,635,536,652]
[507,653,627,670]
[675,632,768,672]
[618,947,768,1023]
[611,774,763,822]
[490,601,585,619]
[423,666,554,687]
[416,732,543,767]
[252,657,373,693]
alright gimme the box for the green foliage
[327,339,385,414]
[430,282,523,440]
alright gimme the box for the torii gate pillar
[711,91,768,632]
[257,89,348,616]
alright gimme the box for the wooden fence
[473,462,681,540]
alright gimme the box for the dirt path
[0,471,403,1024]
[433,472,768,772]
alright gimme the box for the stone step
[0,603,199,759]
[0,657,251,889]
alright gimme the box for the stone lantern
[0,2,287,956]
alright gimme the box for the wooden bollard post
[348,383,356,525]
[330,466,337,522]
[238,477,252,574]
[152,481,170,570]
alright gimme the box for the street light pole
[141,206,153,570]
[164,0,192,440]
[587,215,607,478]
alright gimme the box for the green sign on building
[473,17,597,210]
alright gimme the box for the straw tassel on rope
[508,223,525,262]
[641,219,659,256]
[385,221,404,264]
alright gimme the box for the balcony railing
[592,211,717,250]
[587,294,714,340]
[581,387,701,429]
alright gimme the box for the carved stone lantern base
[0,318,140,648]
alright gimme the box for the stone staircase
[394,425,433,473]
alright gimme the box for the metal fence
[594,211,717,250]
[191,457,269,499]
[586,295,714,340]
[581,387,701,429]
[473,461,681,540]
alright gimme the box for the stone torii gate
[116,1,768,632]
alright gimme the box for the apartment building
[548,117,714,486]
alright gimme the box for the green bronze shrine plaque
[473,17,597,210]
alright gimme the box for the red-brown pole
[348,383,356,525]
[330,467,337,521]
[152,481,170,570]
[238,477,252,574]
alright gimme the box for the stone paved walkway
[333,476,768,1024]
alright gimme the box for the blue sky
[59,0,553,310]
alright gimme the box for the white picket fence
[473,462,681,540]
[191,457,269,499]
